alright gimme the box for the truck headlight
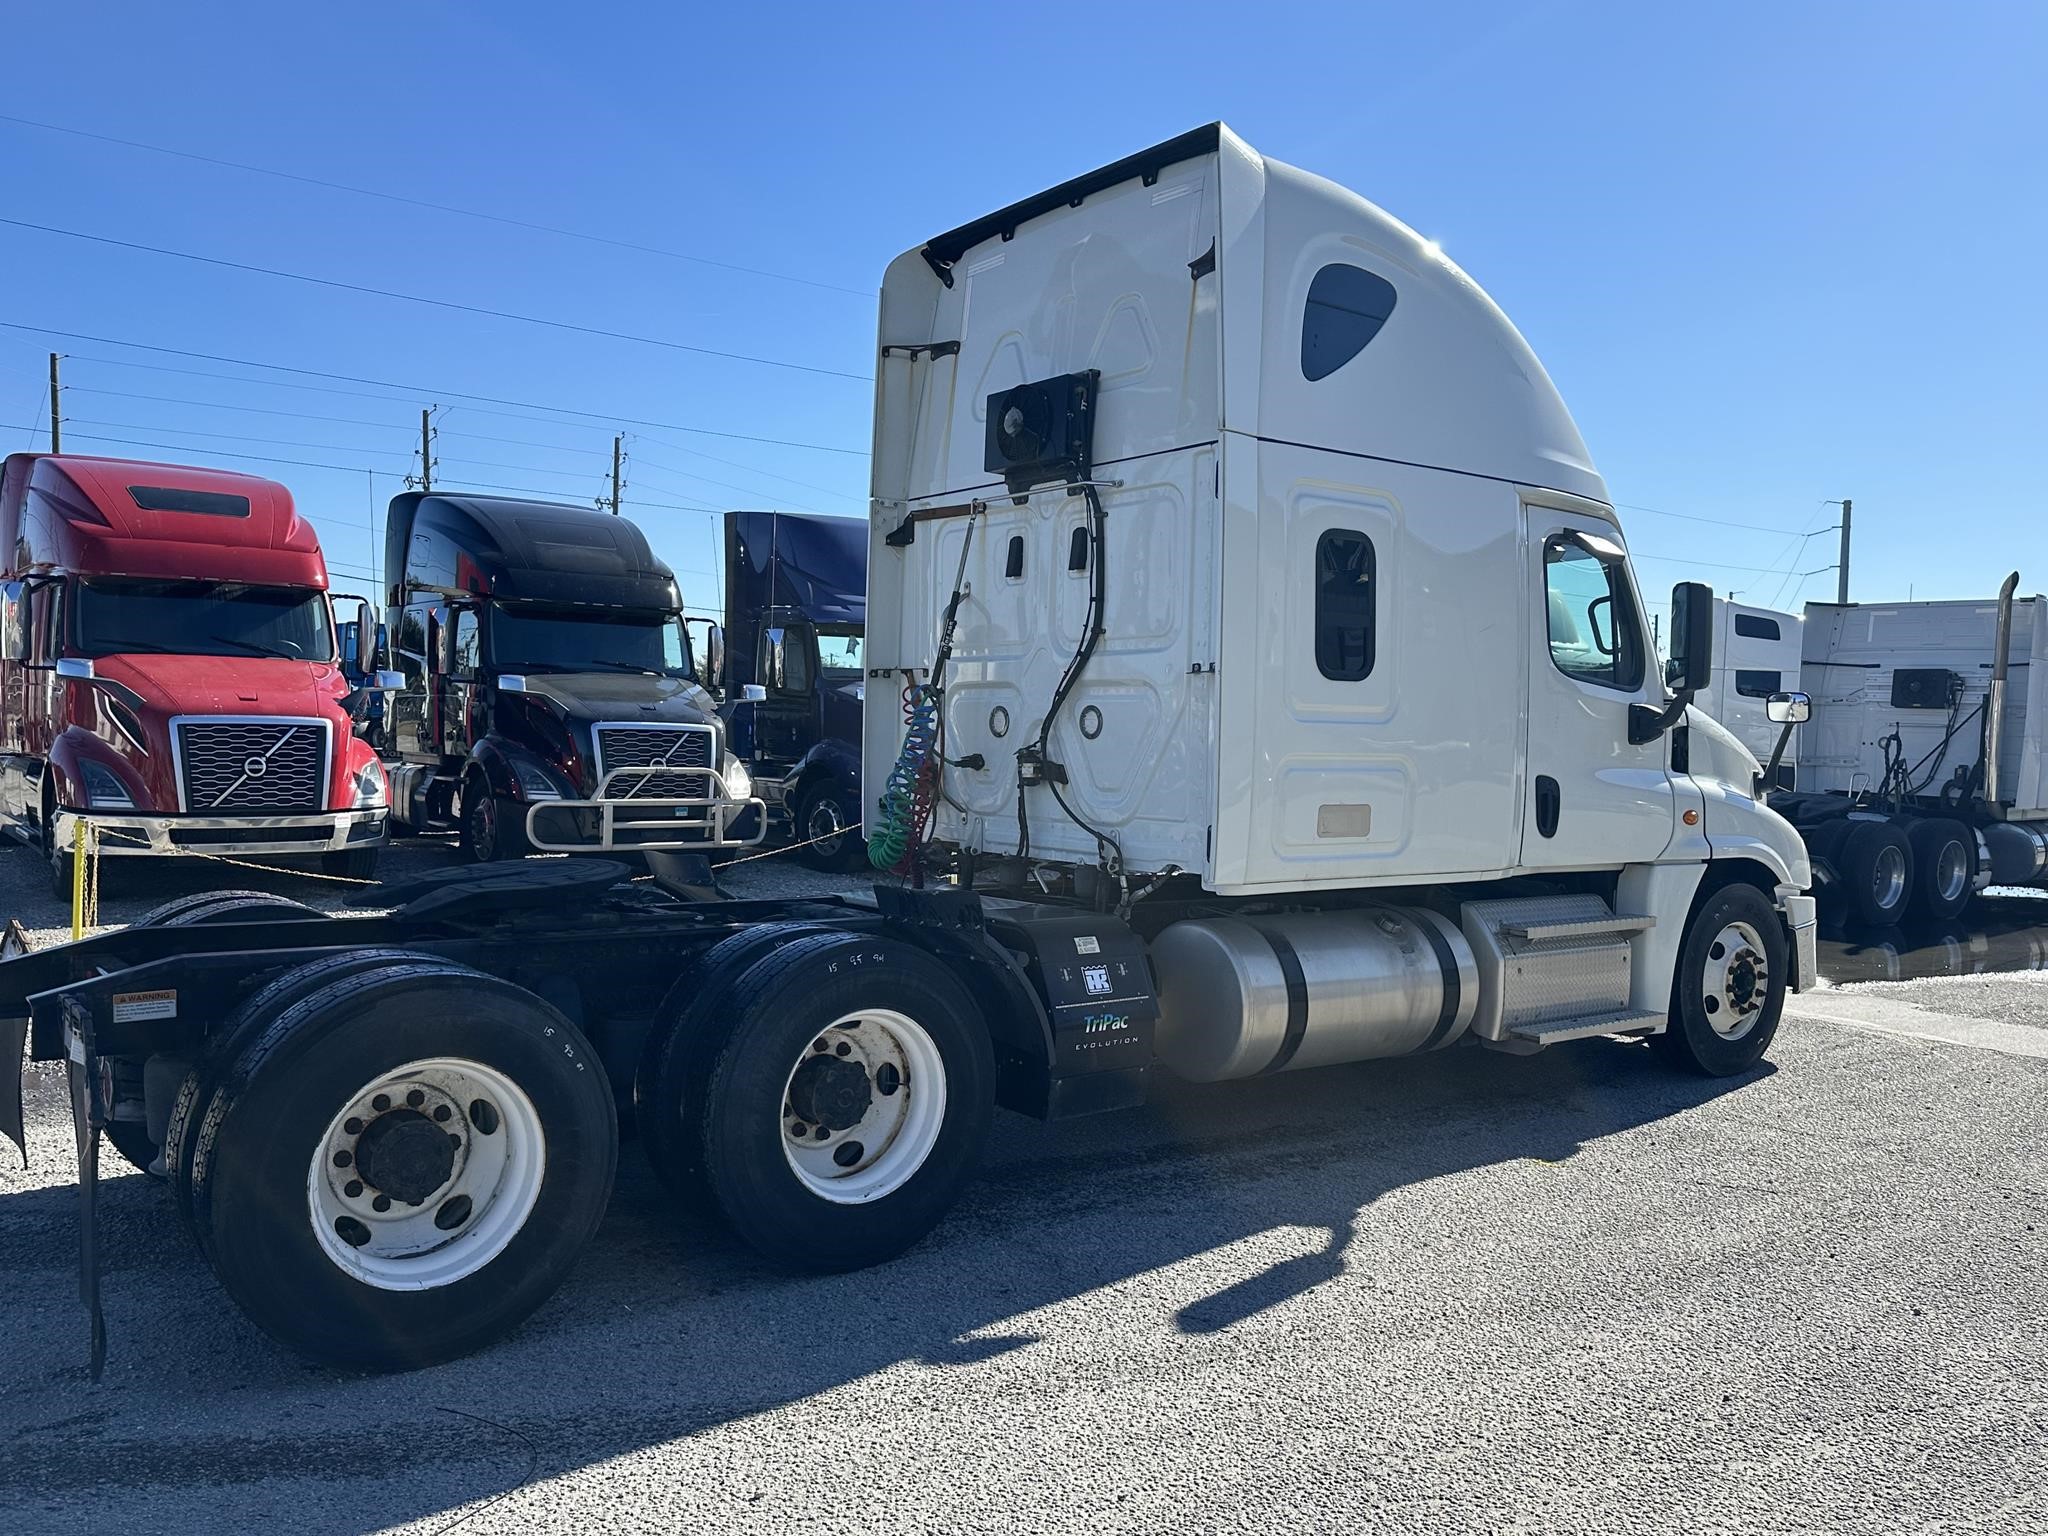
[722,753,752,799]
[512,758,563,801]
[81,760,136,810]
[351,760,388,808]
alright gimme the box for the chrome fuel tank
[1151,907,1478,1082]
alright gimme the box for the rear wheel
[190,962,616,1369]
[1840,820,1913,927]
[1654,881,1788,1076]
[1906,818,1974,922]
[654,930,994,1271]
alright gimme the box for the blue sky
[1,0,2040,622]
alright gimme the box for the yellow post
[71,817,88,940]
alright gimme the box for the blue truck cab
[717,510,867,869]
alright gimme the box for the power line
[0,219,872,382]
[1,324,870,454]
[0,111,870,300]
[68,386,412,431]
[67,415,414,459]
[1614,501,1802,535]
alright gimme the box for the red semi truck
[0,453,389,894]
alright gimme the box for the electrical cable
[0,218,871,382]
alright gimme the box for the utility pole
[1836,497,1851,603]
[419,409,434,492]
[609,434,624,515]
[48,353,61,452]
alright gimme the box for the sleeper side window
[1543,538,1645,692]
[1314,529,1375,681]
[1735,669,1782,698]
[1733,613,1781,642]
[1302,264,1398,381]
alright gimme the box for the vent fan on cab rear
[984,370,1099,496]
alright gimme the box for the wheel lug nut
[812,1126,830,1141]
[344,1180,364,1198]
[371,1094,391,1113]
[433,1105,451,1123]
[406,1089,425,1108]
[344,1117,364,1136]
[372,1194,392,1213]
[333,1150,353,1168]
[812,1037,830,1054]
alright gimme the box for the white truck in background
[1691,581,2048,925]
[7,124,1821,1375]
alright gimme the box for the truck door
[752,617,819,769]
[391,603,436,761]
[1520,511,1680,869]
[442,607,481,758]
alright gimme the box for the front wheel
[460,784,529,864]
[321,846,382,883]
[656,931,994,1271]
[794,780,866,872]
[1654,882,1789,1076]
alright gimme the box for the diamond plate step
[1509,1008,1667,1045]
[1501,915,1655,944]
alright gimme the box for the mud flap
[2,918,31,1166]
[63,1004,106,1381]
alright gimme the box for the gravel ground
[2,841,2046,1534]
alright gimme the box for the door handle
[1535,775,1560,839]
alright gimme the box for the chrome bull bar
[522,764,767,853]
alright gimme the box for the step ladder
[1459,894,1667,1048]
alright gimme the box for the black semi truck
[716,510,868,869]
[378,493,763,860]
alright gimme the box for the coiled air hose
[869,510,979,874]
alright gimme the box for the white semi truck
[3,124,1816,1374]
[1693,582,2048,925]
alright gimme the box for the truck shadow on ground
[1,1038,1768,1533]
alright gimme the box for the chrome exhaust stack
[1983,571,2019,809]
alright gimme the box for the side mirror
[1766,691,1811,725]
[355,600,374,652]
[704,622,726,689]
[496,674,529,694]
[0,581,24,662]
[742,683,768,703]
[762,626,787,691]
[372,669,404,692]
[54,657,95,682]
[1666,581,1713,694]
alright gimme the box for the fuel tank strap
[1252,925,1311,1075]
[1415,915,1466,1051]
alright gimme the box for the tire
[634,922,835,1206]
[793,779,866,872]
[190,962,617,1369]
[321,847,382,883]
[1906,818,1974,923]
[43,799,73,903]
[136,890,319,928]
[661,930,994,1272]
[460,780,529,864]
[101,1117,162,1177]
[165,947,439,1253]
[1839,820,1914,927]
[1653,880,1788,1077]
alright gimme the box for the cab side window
[1314,529,1375,680]
[395,606,429,690]
[1544,539,1644,691]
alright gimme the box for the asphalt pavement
[2,840,2044,1534]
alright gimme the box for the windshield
[73,580,335,662]
[817,629,864,679]
[489,605,690,677]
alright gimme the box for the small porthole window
[1301,264,1397,382]
[1314,529,1375,681]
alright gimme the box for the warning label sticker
[1073,935,1102,955]
[111,989,177,1024]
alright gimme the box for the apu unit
[984,369,1099,495]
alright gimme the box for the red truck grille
[593,724,715,801]
[174,717,330,813]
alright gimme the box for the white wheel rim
[1870,845,1907,911]
[308,1057,546,1290]
[1934,839,1969,903]
[1700,921,1770,1041]
[780,1009,945,1204]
